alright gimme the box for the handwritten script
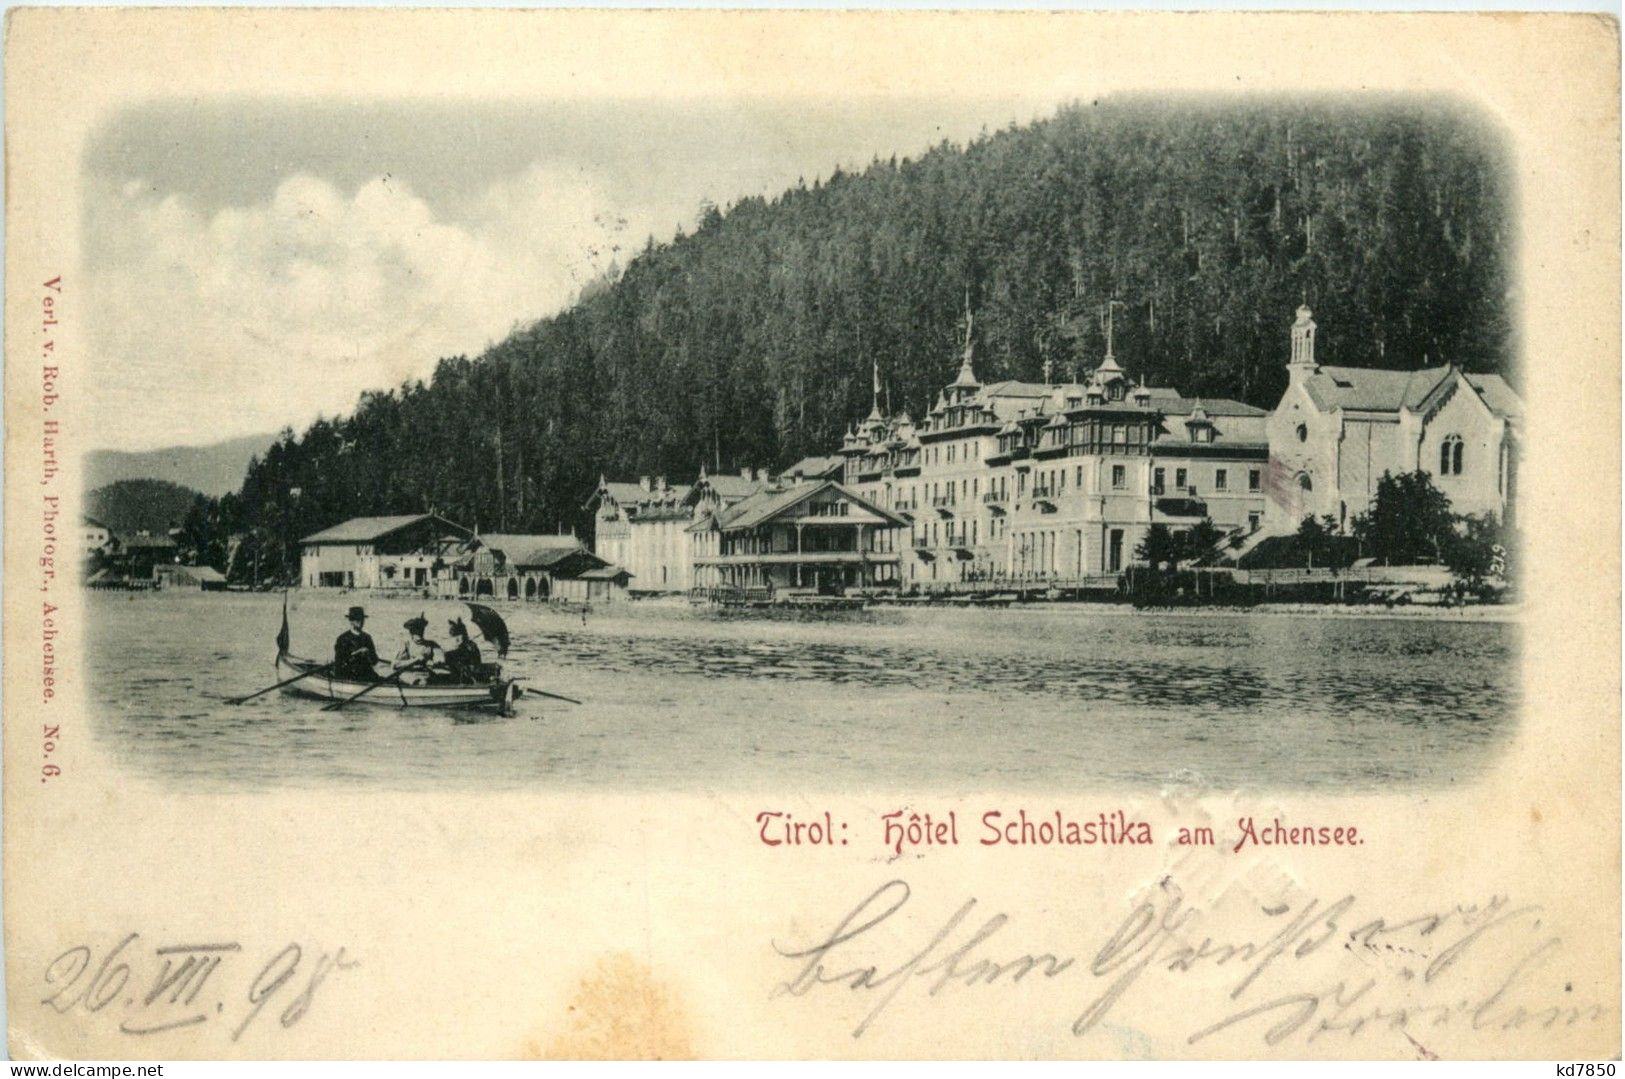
[40,934,357,1041]
[772,879,1607,1049]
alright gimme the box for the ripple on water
[84,591,1518,791]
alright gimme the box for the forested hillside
[223,97,1513,576]
[85,479,203,536]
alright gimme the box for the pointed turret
[951,302,980,398]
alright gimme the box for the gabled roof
[1464,374,1524,421]
[1301,365,1453,413]
[1301,365,1523,420]
[300,514,467,545]
[717,480,909,531]
[588,479,694,513]
[476,533,584,569]
[1155,396,1268,418]
[700,474,767,499]
[780,455,843,480]
[577,564,633,580]
[599,481,649,505]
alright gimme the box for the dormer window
[1192,425,1213,443]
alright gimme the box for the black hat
[346,606,367,622]
[404,613,428,634]
[448,617,468,637]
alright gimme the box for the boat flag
[275,593,290,656]
[466,602,510,658]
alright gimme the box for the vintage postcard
[3,9,1619,1061]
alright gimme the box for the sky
[82,96,1054,452]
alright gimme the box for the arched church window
[1441,435,1464,476]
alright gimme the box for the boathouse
[451,533,629,602]
[299,514,471,590]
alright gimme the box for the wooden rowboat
[276,652,522,713]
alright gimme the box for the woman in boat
[394,614,447,685]
[443,618,483,684]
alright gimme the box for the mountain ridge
[85,433,279,497]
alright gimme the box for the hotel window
[1248,469,1261,492]
[1215,469,1228,491]
[1075,466,1083,486]
[1193,426,1213,443]
[1176,468,1188,490]
[1441,435,1464,476]
[1111,465,1126,489]
[1113,425,1126,445]
[1153,467,1165,491]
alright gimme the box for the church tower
[1288,304,1318,384]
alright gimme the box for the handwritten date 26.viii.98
[41,934,358,1041]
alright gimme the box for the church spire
[867,355,883,422]
[952,294,980,393]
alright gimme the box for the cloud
[85,166,642,451]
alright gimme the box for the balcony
[892,499,916,513]
[932,494,957,518]
[981,491,1007,516]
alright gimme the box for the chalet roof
[300,514,467,545]
[717,480,909,532]
[476,533,584,569]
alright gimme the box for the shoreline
[611,594,1522,625]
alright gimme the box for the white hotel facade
[838,326,1270,585]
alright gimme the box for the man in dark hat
[443,617,483,684]
[332,606,382,682]
[393,613,446,685]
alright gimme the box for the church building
[1264,306,1522,532]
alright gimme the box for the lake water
[85,590,1518,791]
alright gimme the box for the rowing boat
[276,652,522,712]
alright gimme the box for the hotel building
[838,322,1269,585]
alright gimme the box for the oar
[526,687,583,706]
[322,662,425,712]
[226,660,334,705]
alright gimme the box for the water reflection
[85,590,1517,792]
